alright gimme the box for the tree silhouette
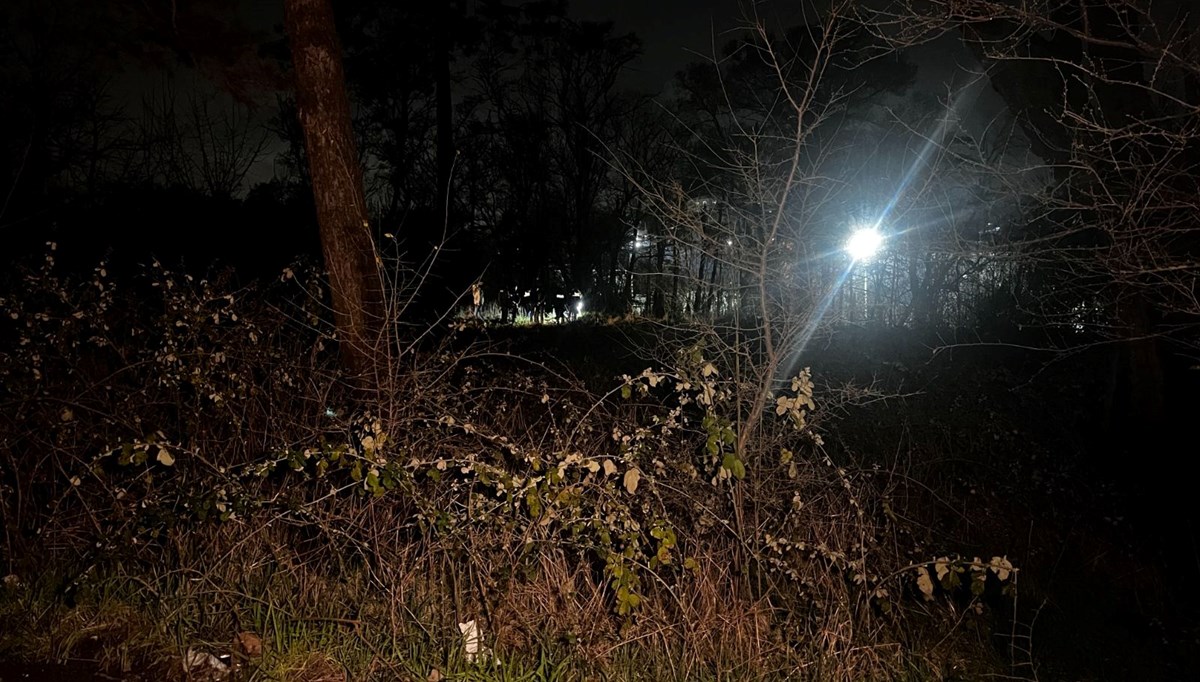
[864,0,1200,433]
[471,2,642,312]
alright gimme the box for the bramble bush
[0,249,1017,680]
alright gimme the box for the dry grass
[0,261,1021,681]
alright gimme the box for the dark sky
[237,0,748,91]
[570,0,1000,117]
[238,0,878,92]
[226,0,1003,184]
[573,0,1005,130]
[570,0,747,90]
[572,0,987,88]
[237,0,990,93]
[233,0,756,182]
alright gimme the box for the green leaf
[940,571,961,591]
[722,453,746,479]
[615,586,642,615]
[656,545,672,565]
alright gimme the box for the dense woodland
[2,1,1199,680]
[3,1,1197,346]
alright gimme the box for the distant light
[845,226,884,262]
[575,300,584,313]
[726,239,733,246]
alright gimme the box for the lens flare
[845,226,884,262]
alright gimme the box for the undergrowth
[0,251,1021,681]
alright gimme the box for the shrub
[0,251,1016,680]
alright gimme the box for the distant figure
[497,288,513,324]
[568,291,583,321]
[553,292,567,323]
[527,289,544,324]
[470,281,482,319]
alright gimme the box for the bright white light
[575,300,584,313]
[845,226,884,262]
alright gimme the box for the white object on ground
[183,648,231,680]
[458,619,495,664]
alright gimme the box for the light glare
[845,226,884,262]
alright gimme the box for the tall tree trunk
[1116,292,1166,429]
[622,240,636,313]
[284,0,382,380]
[670,244,681,320]
[434,5,454,230]
[651,239,666,317]
[692,251,707,315]
[704,257,720,316]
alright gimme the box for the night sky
[234,0,987,92]
[238,0,755,92]
[223,0,1005,185]
[227,0,761,182]
[570,0,747,90]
